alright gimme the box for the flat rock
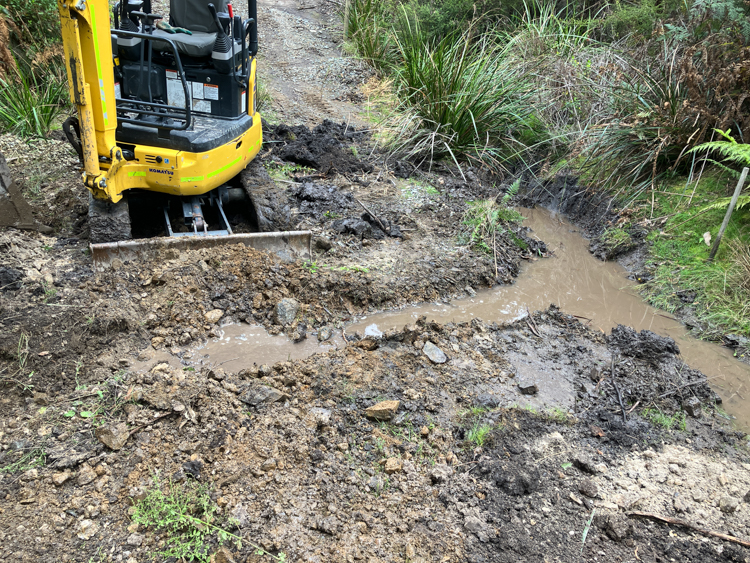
[744,489,750,503]
[309,407,332,427]
[52,471,71,486]
[719,496,739,513]
[365,400,399,421]
[239,384,288,406]
[77,519,98,540]
[77,466,97,486]
[95,422,130,450]
[518,381,538,395]
[423,341,447,364]
[204,309,224,324]
[126,533,144,547]
[318,325,332,342]
[384,457,403,474]
[213,547,236,563]
[275,298,300,326]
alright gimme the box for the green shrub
[1,0,61,50]
[0,60,68,137]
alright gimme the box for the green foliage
[0,443,46,474]
[461,181,525,254]
[388,18,542,171]
[642,407,687,431]
[1,0,61,48]
[132,474,286,562]
[344,0,396,70]
[0,61,68,137]
[467,422,492,447]
[601,0,661,40]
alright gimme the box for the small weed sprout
[467,422,492,447]
[642,407,687,431]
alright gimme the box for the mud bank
[1,310,748,563]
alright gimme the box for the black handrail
[111,29,193,131]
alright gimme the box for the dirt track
[1,2,749,563]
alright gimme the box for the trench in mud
[157,207,750,431]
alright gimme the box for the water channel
[193,207,749,431]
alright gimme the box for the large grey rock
[239,385,288,406]
[275,298,300,325]
[95,422,130,450]
[423,341,447,364]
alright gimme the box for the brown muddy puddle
[348,208,750,430]
[171,207,748,430]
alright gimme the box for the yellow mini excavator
[57,0,310,268]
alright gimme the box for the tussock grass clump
[387,19,542,171]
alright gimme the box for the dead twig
[628,511,750,548]
[525,307,541,337]
[353,196,388,233]
[610,355,627,423]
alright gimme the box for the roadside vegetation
[0,0,68,136]
[344,0,750,338]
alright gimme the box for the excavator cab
[57,0,310,267]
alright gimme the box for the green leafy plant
[466,422,492,447]
[642,407,687,431]
[689,129,750,211]
[132,473,286,562]
[0,61,68,137]
[461,179,524,254]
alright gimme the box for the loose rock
[719,496,739,513]
[95,422,130,450]
[239,385,288,406]
[518,381,538,395]
[422,341,447,364]
[275,298,300,325]
[578,479,598,498]
[365,400,400,421]
[384,458,403,474]
[682,396,702,418]
[204,309,224,324]
[430,464,454,484]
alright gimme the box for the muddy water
[348,208,750,431]
[192,207,749,430]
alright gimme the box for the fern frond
[700,194,750,213]
[501,178,521,204]
[688,128,750,168]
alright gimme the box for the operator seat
[151,0,229,58]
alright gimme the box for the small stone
[420,426,429,437]
[261,458,278,472]
[77,466,97,486]
[238,385,288,406]
[275,298,300,326]
[573,455,598,475]
[213,547,236,563]
[682,397,702,418]
[744,490,750,503]
[337,442,348,452]
[465,286,476,297]
[204,309,224,324]
[77,519,98,540]
[384,458,403,474]
[33,392,49,405]
[518,381,538,395]
[52,471,71,486]
[318,325,333,342]
[95,422,130,450]
[430,464,454,484]
[578,479,598,498]
[365,400,400,421]
[719,496,739,514]
[126,533,144,546]
[422,341,447,364]
[692,489,706,503]
[309,407,332,427]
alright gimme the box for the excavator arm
[58,0,127,202]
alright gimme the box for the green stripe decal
[181,176,204,183]
[207,157,240,179]
[88,2,109,126]
[128,171,146,177]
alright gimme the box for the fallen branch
[353,196,388,233]
[610,355,627,423]
[525,307,541,337]
[628,511,750,548]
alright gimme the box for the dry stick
[353,196,388,233]
[492,228,498,280]
[610,355,627,422]
[628,511,750,548]
[708,167,749,262]
[658,376,723,398]
[525,307,541,337]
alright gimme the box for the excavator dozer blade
[0,152,52,233]
[90,230,313,272]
